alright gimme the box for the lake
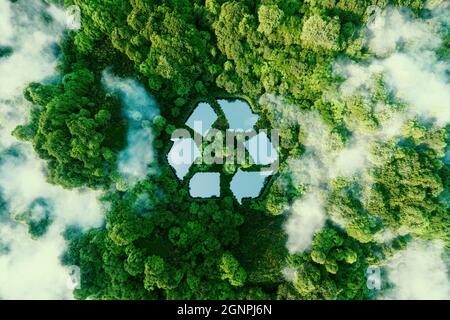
[230,169,272,204]
[218,99,258,131]
[189,172,220,198]
[167,138,200,179]
[186,102,217,136]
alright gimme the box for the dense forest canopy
[0,0,448,300]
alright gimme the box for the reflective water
[218,99,258,131]
[189,172,221,198]
[230,169,272,204]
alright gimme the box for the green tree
[300,15,341,52]
[219,253,247,287]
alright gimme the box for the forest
[0,0,448,300]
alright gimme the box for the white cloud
[0,223,73,300]
[284,193,327,254]
[0,148,104,228]
[0,2,65,100]
[381,53,450,126]
[381,240,450,300]
[102,71,160,185]
[0,0,104,299]
[260,98,375,253]
[0,0,14,46]
[366,7,441,56]
[281,267,298,282]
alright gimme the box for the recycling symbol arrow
[167,99,279,204]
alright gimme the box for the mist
[102,71,160,186]
[381,240,450,300]
[0,0,103,299]
[261,4,450,287]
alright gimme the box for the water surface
[189,172,220,198]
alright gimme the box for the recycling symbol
[167,99,279,204]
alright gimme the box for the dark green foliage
[16,0,442,301]
[15,198,53,238]
[15,39,127,188]
[63,166,286,299]
[366,140,449,241]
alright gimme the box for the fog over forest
[0,0,448,300]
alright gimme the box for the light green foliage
[18,0,442,301]
[300,15,341,52]
[220,253,247,287]
[15,64,125,188]
[257,4,284,36]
